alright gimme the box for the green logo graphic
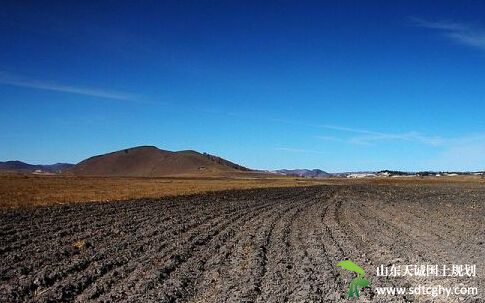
[337,260,370,298]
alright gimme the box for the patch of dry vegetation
[0,174,324,208]
[0,173,483,208]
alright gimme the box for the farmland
[0,184,483,302]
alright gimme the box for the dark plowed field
[0,185,483,302]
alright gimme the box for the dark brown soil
[0,185,483,302]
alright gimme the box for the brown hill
[70,146,252,177]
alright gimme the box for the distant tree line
[378,170,484,176]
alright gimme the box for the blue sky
[1,1,485,172]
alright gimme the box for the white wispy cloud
[274,147,326,154]
[199,109,481,158]
[316,124,485,169]
[0,71,136,100]
[195,109,485,170]
[310,123,443,146]
[336,131,444,146]
[315,135,344,142]
[411,17,485,51]
[267,118,443,146]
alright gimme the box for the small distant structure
[443,173,458,177]
[376,171,391,177]
[32,169,55,175]
[347,173,376,179]
[377,170,414,177]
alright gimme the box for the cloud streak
[334,131,444,146]
[411,17,485,51]
[197,108,481,154]
[267,118,442,145]
[274,147,326,154]
[0,71,136,100]
[269,118,444,146]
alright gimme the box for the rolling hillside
[0,161,74,174]
[69,146,252,177]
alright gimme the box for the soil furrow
[0,185,483,303]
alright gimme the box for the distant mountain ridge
[0,161,74,173]
[3,150,482,178]
[274,169,331,178]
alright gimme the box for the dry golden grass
[0,174,324,208]
[0,173,483,208]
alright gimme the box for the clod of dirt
[72,239,91,250]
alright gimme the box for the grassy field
[0,173,483,208]
[0,174,324,208]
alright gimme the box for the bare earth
[0,183,483,302]
[1,173,483,208]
